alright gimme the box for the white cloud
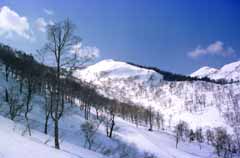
[70,43,100,59]
[35,17,47,32]
[35,17,54,32]
[48,20,54,26]
[0,6,31,39]
[43,9,54,15]
[188,41,235,58]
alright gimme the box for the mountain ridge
[191,60,240,81]
[74,59,240,133]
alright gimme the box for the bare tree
[81,120,100,149]
[42,86,52,134]
[23,77,34,136]
[147,106,154,131]
[175,121,189,148]
[213,127,228,157]
[155,112,164,130]
[233,127,240,154]
[195,128,204,149]
[188,129,195,142]
[206,129,214,145]
[6,85,24,121]
[41,19,96,149]
[103,110,116,138]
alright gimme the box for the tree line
[174,121,240,158]
[0,23,164,150]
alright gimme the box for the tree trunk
[54,119,60,149]
[96,109,99,120]
[5,88,8,102]
[44,112,50,134]
[109,115,115,138]
[149,113,153,131]
[5,65,9,81]
[25,116,31,136]
[24,81,32,136]
[19,80,23,94]
[176,135,179,148]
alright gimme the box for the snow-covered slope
[0,104,215,158]
[0,116,78,158]
[74,59,163,85]
[0,64,107,158]
[0,63,218,158]
[74,59,240,133]
[191,60,240,81]
[190,66,219,79]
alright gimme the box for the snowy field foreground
[0,116,74,158]
[0,116,105,158]
[0,99,217,158]
[0,110,216,158]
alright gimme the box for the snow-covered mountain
[191,66,219,79]
[74,59,163,84]
[0,61,217,158]
[74,59,240,132]
[191,60,240,81]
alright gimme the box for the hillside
[74,59,240,132]
[0,45,239,158]
[0,116,103,158]
[191,60,240,81]
[0,61,217,158]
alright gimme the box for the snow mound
[74,59,163,84]
[191,60,240,81]
[190,66,219,78]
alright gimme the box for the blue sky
[0,0,239,74]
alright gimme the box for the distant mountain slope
[191,66,219,78]
[74,59,163,85]
[191,60,240,81]
[74,59,240,132]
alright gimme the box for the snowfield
[191,60,240,81]
[74,59,240,133]
[0,110,215,158]
[0,60,239,158]
[114,117,215,158]
[0,116,77,158]
[191,66,219,79]
[74,59,163,85]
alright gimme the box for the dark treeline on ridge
[126,61,237,84]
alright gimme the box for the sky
[0,0,239,74]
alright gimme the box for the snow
[0,110,216,158]
[0,116,77,158]
[73,59,163,84]
[0,66,106,158]
[0,60,239,158]
[190,66,219,78]
[114,117,215,158]
[0,115,107,158]
[191,60,240,81]
[175,106,232,132]
[74,60,240,134]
